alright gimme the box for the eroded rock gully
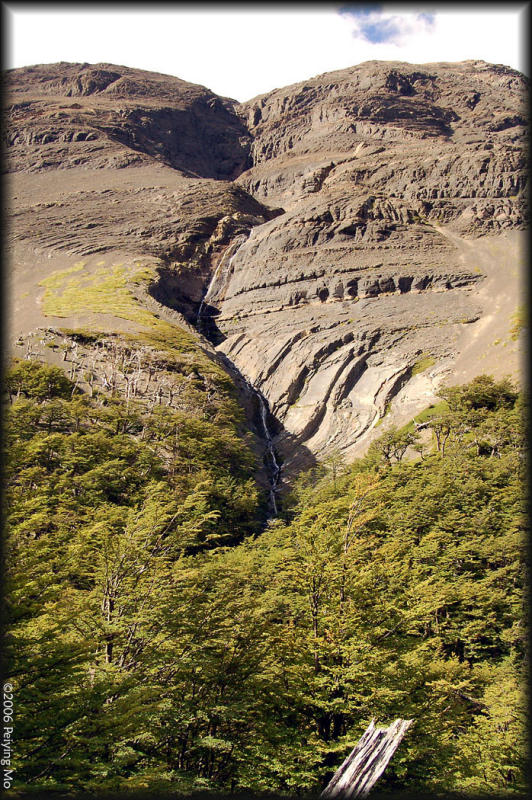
[6,59,527,482]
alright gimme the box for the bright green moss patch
[40,262,85,290]
[124,321,207,357]
[39,260,163,331]
[131,267,157,284]
[410,355,436,377]
[413,399,449,422]
[122,325,239,400]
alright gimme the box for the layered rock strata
[5,59,527,477]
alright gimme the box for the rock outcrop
[5,59,527,479]
[5,62,252,178]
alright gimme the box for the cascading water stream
[256,390,282,517]
[239,373,281,518]
[196,234,282,518]
[196,234,247,331]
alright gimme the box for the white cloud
[338,8,437,47]
[337,6,526,74]
[4,5,526,102]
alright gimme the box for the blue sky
[4,4,527,101]
[339,6,436,44]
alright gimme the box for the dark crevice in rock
[333,357,369,406]
[296,398,329,445]
[260,331,307,385]
[297,347,357,443]
[398,276,413,293]
[282,365,310,409]
[381,363,419,410]
[346,279,359,297]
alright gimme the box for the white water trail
[256,390,281,517]
[196,234,247,328]
[196,234,281,518]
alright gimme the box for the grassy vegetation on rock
[40,260,161,330]
[410,354,436,376]
[509,305,526,341]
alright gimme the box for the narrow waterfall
[196,235,282,518]
[238,373,281,518]
[256,390,282,517]
[196,234,247,330]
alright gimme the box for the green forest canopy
[3,362,527,796]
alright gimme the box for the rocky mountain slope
[5,59,527,486]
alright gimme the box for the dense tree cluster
[3,363,527,795]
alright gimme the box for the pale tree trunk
[321,718,414,799]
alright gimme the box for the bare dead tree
[321,718,414,799]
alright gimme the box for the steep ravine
[194,239,284,515]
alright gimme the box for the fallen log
[321,718,414,799]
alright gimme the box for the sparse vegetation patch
[509,305,526,340]
[39,260,170,333]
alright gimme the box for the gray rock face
[6,59,527,478]
[196,60,526,468]
[236,60,526,235]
